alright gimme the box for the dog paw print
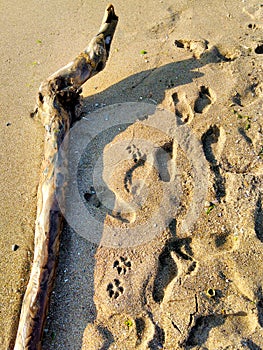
[126,144,146,164]
[107,279,124,299]
[113,256,132,275]
[125,145,146,193]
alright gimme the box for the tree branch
[14,5,118,349]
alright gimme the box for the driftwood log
[14,5,118,349]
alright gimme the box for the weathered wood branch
[14,5,118,349]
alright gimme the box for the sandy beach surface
[1,1,263,349]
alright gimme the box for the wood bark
[14,5,118,349]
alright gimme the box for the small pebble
[12,244,19,251]
[6,122,11,126]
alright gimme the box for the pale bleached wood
[14,5,118,349]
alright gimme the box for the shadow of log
[41,41,224,350]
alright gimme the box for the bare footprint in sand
[80,33,263,347]
[171,85,216,124]
[81,97,215,349]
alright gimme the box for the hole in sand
[255,44,263,54]
[174,40,185,48]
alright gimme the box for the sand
[0,0,262,349]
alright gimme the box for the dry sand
[1,0,263,349]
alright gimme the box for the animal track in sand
[172,85,216,124]
[174,39,209,59]
[194,86,215,114]
[109,135,176,227]
[154,141,173,183]
[107,257,131,299]
[172,91,195,124]
[184,314,225,348]
[201,125,226,201]
[113,256,132,275]
[126,144,146,164]
[184,310,255,349]
[125,144,147,194]
[153,229,197,303]
[107,279,124,299]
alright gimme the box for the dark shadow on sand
[42,50,221,349]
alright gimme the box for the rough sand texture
[45,1,263,349]
[1,0,263,349]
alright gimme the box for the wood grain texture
[14,5,118,349]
